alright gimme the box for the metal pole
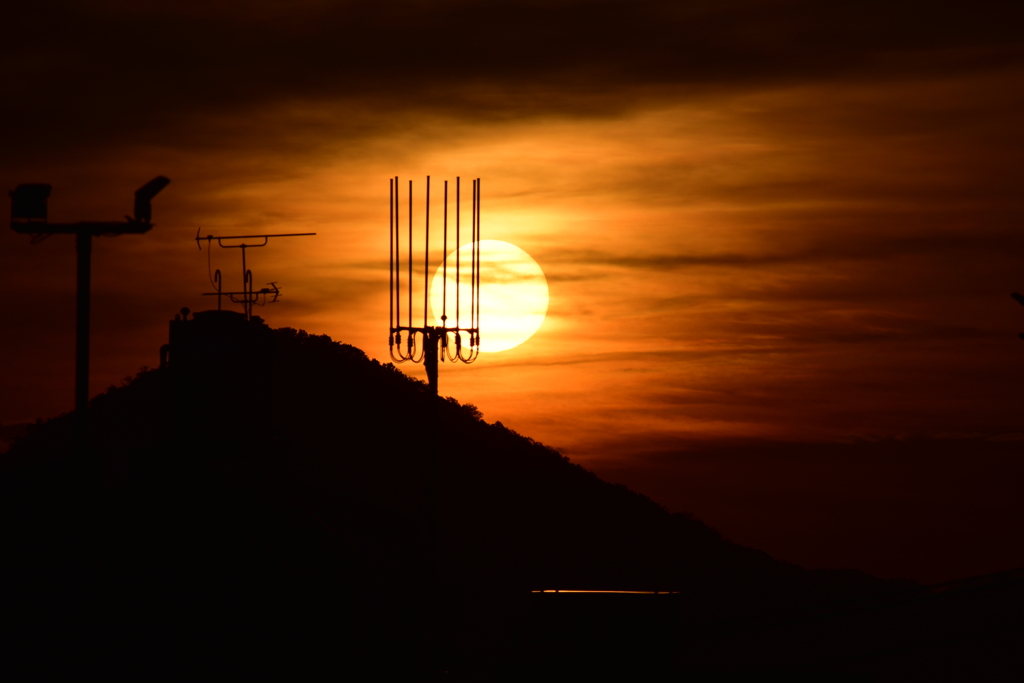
[75,231,92,417]
[443,180,448,326]
[477,179,481,333]
[473,180,479,331]
[456,177,461,330]
[74,230,92,465]
[396,177,401,331]
[241,244,248,320]
[425,329,439,395]
[389,179,394,333]
[424,176,430,329]
[408,180,412,331]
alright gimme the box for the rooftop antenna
[389,176,481,395]
[9,176,170,424]
[195,230,315,320]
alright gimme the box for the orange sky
[3,0,1024,582]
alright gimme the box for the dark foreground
[2,314,1021,679]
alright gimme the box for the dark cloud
[543,228,1024,272]
[4,0,1022,161]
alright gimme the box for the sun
[430,240,548,352]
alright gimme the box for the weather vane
[196,229,315,320]
[389,176,481,394]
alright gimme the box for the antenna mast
[196,230,315,320]
[389,176,481,394]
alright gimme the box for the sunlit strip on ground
[532,590,680,594]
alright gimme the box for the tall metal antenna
[389,176,481,394]
[195,230,315,320]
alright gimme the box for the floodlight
[10,184,52,223]
[134,175,171,224]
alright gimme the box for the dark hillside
[5,313,1018,679]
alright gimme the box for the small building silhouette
[160,308,275,461]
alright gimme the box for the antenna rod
[443,180,448,327]
[477,178,482,333]
[473,179,479,331]
[408,180,412,332]
[424,176,430,329]
[395,177,400,333]
[199,232,316,241]
[456,177,461,330]
[389,178,394,333]
[469,179,474,332]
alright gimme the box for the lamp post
[10,177,170,448]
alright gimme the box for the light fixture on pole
[10,176,170,422]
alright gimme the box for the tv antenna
[389,176,481,395]
[9,176,170,421]
[196,229,315,320]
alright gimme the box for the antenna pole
[196,230,315,318]
[408,180,412,331]
[395,177,401,333]
[442,180,448,327]
[389,179,394,334]
[456,177,461,330]
[473,179,479,332]
[477,179,481,335]
[424,176,430,329]
[425,331,439,394]
[387,176,481,393]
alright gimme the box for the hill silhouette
[2,311,1022,679]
